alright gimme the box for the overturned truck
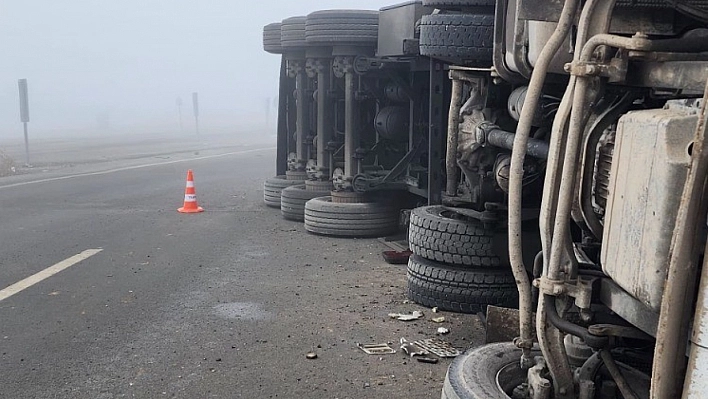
[263,0,708,398]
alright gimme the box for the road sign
[18,79,29,122]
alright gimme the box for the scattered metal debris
[357,343,396,355]
[388,310,423,321]
[399,338,429,357]
[416,356,439,364]
[431,316,446,323]
[306,352,318,359]
[413,338,461,358]
[437,327,450,335]
[432,307,439,313]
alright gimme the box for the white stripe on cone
[184,194,197,201]
[186,181,195,188]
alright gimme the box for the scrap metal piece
[437,327,450,335]
[388,310,423,321]
[400,338,429,357]
[413,338,461,358]
[431,316,446,323]
[416,357,439,364]
[357,343,396,355]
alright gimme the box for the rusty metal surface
[626,61,708,94]
[651,80,708,399]
[485,305,537,343]
[445,78,463,197]
[599,278,659,337]
[518,0,565,22]
[601,103,699,312]
[683,236,708,398]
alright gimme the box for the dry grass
[0,150,16,177]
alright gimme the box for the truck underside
[263,1,708,397]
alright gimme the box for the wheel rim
[495,363,526,397]
[434,206,478,224]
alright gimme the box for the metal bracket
[528,357,552,399]
[564,57,628,83]
[351,138,425,192]
[534,276,596,310]
[353,56,384,74]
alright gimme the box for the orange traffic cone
[178,169,204,213]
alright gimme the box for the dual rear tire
[406,206,518,313]
[263,175,305,208]
[280,183,332,222]
[304,196,400,238]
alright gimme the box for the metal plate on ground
[413,338,461,358]
[357,343,396,355]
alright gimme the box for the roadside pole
[18,79,30,166]
[192,92,199,135]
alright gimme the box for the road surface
[0,134,483,398]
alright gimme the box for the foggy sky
[0,0,393,139]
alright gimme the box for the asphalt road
[0,135,483,399]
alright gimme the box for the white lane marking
[0,146,275,190]
[0,249,103,302]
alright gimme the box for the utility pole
[18,79,30,166]
[192,92,199,135]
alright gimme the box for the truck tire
[304,196,399,237]
[442,343,650,399]
[305,10,379,45]
[441,343,542,399]
[423,0,496,8]
[264,175,305,208]
[263,22,283,54]
[407,255,517,313]
[286,170,308,181]
[280,185,332,222]
[419,14,494,65]
[281,16,307,48]
[306,10,379,25]
[305,179,333,191]
[408,205,504,267]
